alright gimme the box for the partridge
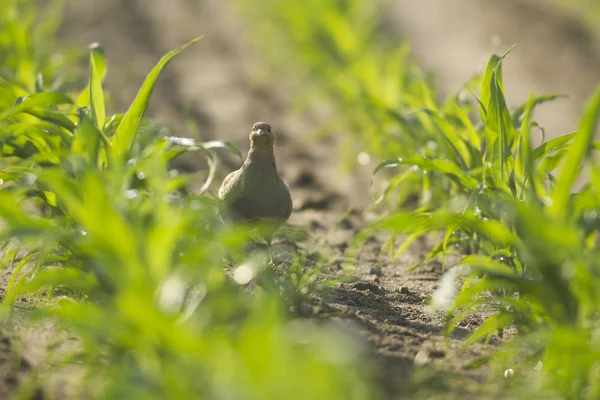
[218,122,292,263]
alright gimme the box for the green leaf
[516,95,537,200]
[5,252,37,303]
[512,94,566,128]
[89,43,107,81]
[89,45,106,129]
[465,312,514,346]
[412,109,469,169]
[373,156,479,190]
[75,44,108,108]
[550,85,600,217]
[479,55,502,120]
[111,37,202,161]
[371,169,413,206]
[479,46,513,120]
[452,99,481,151]
[0,93,73,123]
[532,132,576,162]
[72,108,109,167]
[24,108,76,133]
[373,159,404,175]
[12,268,99,300]
[197,146,218,195]
[19,130,61,164]
[164,136,243,163]
[485,68,515,187]
[202,140,244,162]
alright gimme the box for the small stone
[400,286,410,294]
[32,388,44,400]
[339,217,354,230]
[429,349,445,359]
[414,347,431,366]
[296,171,316,187]
[369,266,382,276]
[19,358,30,371]
[309,220,323,230]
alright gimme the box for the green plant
[358,57,600,398]
[0,0,79,95]
[0,5,376,397]
[234,0,600,396]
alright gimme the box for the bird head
[249,122,275,148]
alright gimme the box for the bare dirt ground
[2,0,600,398]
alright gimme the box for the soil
[2,0,600,398]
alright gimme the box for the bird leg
[265,237,275,266]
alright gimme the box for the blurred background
[59,0,600,140]
[56,0,600,206]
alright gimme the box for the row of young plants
[235,0,600,397]
[0,1,376,398]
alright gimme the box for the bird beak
[256,128,267,136]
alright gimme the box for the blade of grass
[88,45,106,129]
[0,92,72,123]
[550,85,600,216]
[111,37,202,161]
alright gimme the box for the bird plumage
[218,122,292,236]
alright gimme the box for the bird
[218,122,293,265]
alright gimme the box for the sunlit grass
[0,0,376,398]
[236,0,600,397]
[3,0,600,397]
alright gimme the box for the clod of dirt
[4,375,16,385]
[329,261,343,271]
[294,193,341,211]
[338,217,354,230]
[369,266,383,276]
[295,171,318,187]
[429,349,446,359]
[362,274,380,284]
[309,220,323,230]
[351,281,384,294]
[336,243,348,253]
[19,358,31,372]
[32,388,45,400]
[0,337,10,351]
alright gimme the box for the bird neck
[246,143,276,166]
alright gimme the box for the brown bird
[218,122,292,264]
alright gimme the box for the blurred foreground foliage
[0,0,375,398]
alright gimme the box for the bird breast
[242,161,290,215]
[220,159,292,224]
